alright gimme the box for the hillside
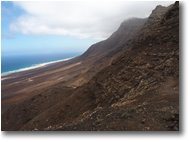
[1,2,179,131]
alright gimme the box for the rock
[149,43,153,46]
[141,119,146,124]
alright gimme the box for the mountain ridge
[1,2,179,131]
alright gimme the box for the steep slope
[1,16,146,110]
[69,17,147,86]
[2,9,147,131]
[18,2,179,131]
[2,2,179,131]
[81,17,146,60]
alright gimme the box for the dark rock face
[2,2,179,131]
[53,2,179,131]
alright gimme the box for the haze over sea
[1,52,81,75]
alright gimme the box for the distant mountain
[75,17,147,86]
[2,2,179,131]
[81,17,146,60]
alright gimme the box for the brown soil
[1,2,179,131]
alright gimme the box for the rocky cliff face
[2,2,179,131]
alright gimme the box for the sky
[1,1,174,56]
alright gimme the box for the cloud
[10,1,174,40]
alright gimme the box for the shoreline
[1,57,74,77]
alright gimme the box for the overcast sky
[10,1,174,39]
[2,1,174,56]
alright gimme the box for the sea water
[1,52,81,76]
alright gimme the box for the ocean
[1,52,81,75]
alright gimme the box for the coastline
[1,57,74,77]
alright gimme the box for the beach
[1,55,82,112]
[1,57,74,77]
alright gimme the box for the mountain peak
[149,5,168,21]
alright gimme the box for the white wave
[1,57,73,76]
